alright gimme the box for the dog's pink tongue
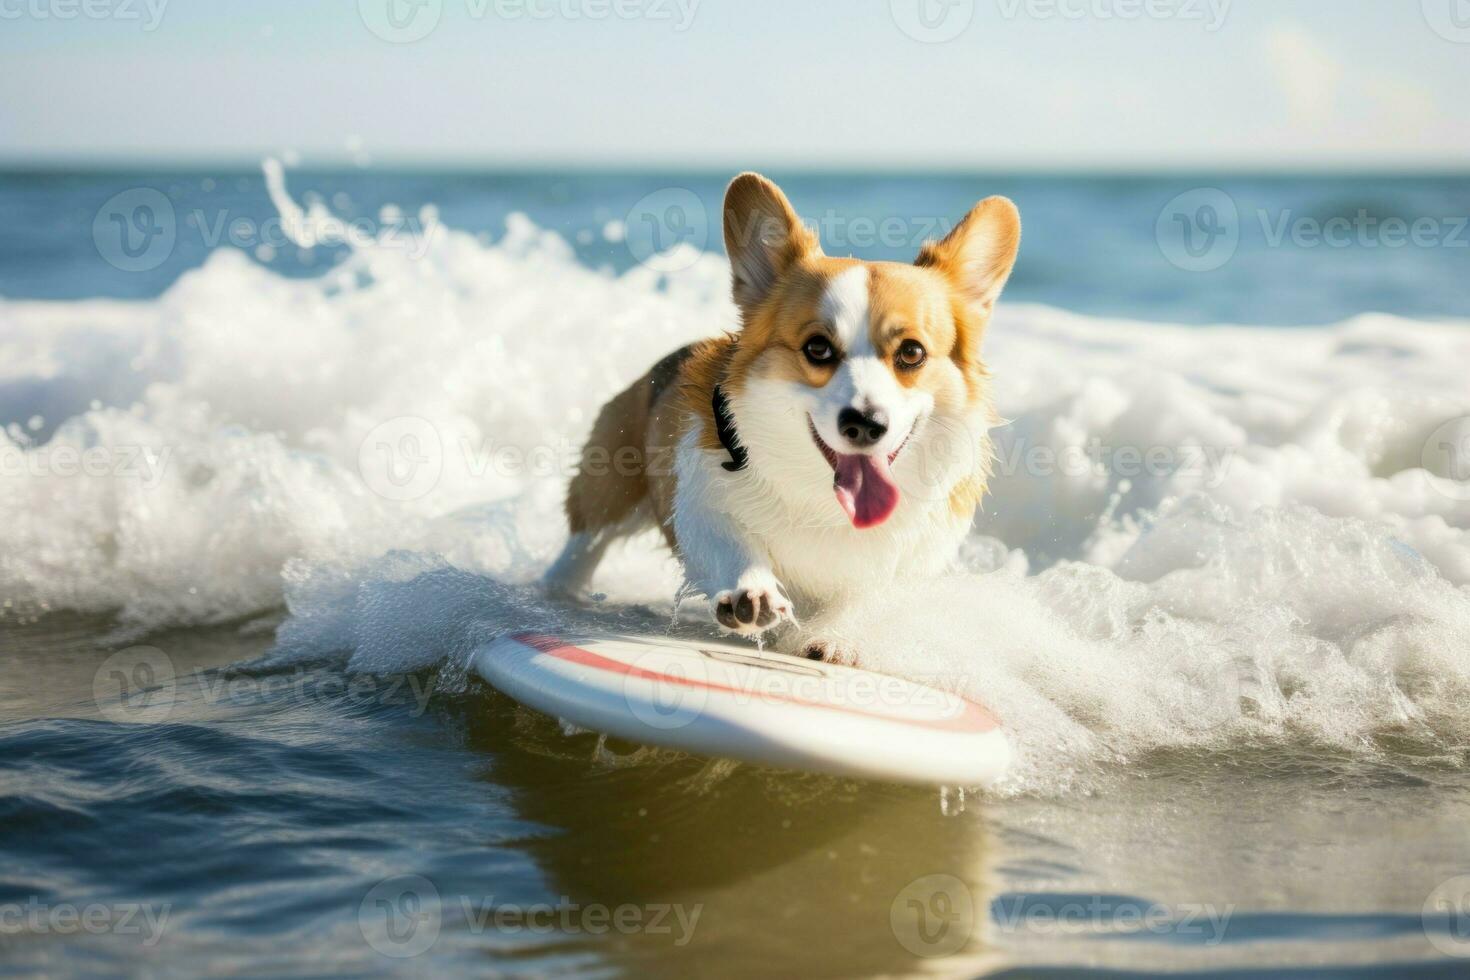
[832,453,900,529]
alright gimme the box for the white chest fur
[674,423,975,609]
[757,502,970,604]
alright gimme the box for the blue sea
[4,169,1469,323]
[2,169,1469,978]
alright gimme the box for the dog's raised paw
[713,581,793,636]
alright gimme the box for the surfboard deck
[471,632,1009,787]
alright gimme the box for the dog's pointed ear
[916,196,1021,317]
[723,173,820,315]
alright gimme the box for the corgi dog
[548,173,1020,657]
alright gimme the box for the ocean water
[2,166,1470,977]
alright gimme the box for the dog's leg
[682,524,795,638]
[544,530,614,598]
[673,442,795,637]
[544,501,655,598]
[552,358,668,598]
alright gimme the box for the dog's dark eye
[803,336,836,365]
[897,340,927,369]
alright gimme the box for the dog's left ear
[916,196,1021,317]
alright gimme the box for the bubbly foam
[3,165,1468,795]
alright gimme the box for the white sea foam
[2,166,1468,794]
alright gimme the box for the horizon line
[2,154,1469,179]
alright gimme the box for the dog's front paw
[712,575,795,637]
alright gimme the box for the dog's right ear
[723,173,820,316]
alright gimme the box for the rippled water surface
[6,615,1470,977]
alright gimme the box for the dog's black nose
[837,407,889,448]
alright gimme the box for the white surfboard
[472,632,1009,787]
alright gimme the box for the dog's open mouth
[808,418,912,530]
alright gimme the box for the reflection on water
[454,697,995,977]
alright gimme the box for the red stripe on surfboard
[507,633,1000,735]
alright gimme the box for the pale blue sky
[2,0,1467,169]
